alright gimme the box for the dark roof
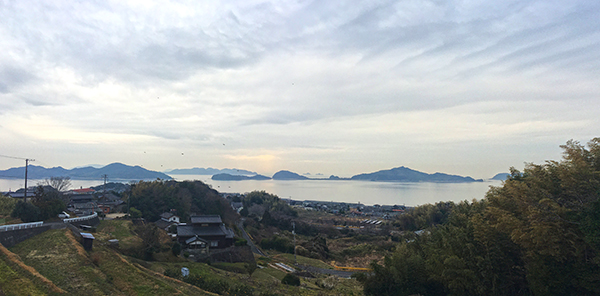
[177,225,234,239]
[101,193,120,201]
[185,236,208,245]
[70,194,94,202]
[98,200,124,206]
[160,212,175,219]
[154,219,176,230]
[190,215,222,224]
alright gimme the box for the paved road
[236,218,266,256]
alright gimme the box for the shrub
[281,273,301,286]
[229,284,254,296]
[171,242,181,256]
[235,238,248,246]
[11,201,40,222]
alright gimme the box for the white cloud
[0,0,599,179]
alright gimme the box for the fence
[0,221,44,232]
[63,212,98,223]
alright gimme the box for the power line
[0,154,28,160]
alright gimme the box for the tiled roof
[190,215,222,224]
[154,219,175,230]
[177,225,233,238]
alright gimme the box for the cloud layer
[1,0,599,178]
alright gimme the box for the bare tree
[40,176,72,192]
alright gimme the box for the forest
[355,138,600,296]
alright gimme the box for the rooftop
[190,215,222,225]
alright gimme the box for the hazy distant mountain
[211,173,271,181]
[491,173,510,180]
[351,166,483,183]
[0,163,172,180]
[166,167,257,176]
[272,170,309,180]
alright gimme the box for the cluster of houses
[283,199,408,219]
[153,212,235,251]
[2,186,125,216]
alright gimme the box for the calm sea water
[172,175,502,206]
[0,175,502,206]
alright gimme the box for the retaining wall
[0,225,51,248]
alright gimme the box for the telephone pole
[0,155,34,202]
[102,174,108,197]
[24,158,34,202]
[292,221,297,265]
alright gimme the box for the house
[176,215,234,249]
[154,212,181,231]
[68,194,98,216]
[67,187,96,195]
[160,212,180,224]
[97,193,125,214]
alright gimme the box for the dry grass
[65,229,88,258]
[0,243,66,294]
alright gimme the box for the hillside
[4,227,212,295]
[0,163,172,180]
[1,220,363,296]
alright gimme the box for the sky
[0,0,599,179]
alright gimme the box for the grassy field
[0,251,51,296]
[2,219,363,295]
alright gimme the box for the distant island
[211,173,271,181]
[165,167,257,176]
[490,173,510,180]
[272,170,309,180]
[350,166,483,183]
[0,163,172,180]
[209,167,483,183]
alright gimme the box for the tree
[0,194,17,216]
[172,242,182,256]
[129,207,142,218]
[245,262,257,278]
[39,176,71,192]
[11,201,41,222]
[281,273,300,286]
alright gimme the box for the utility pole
[0,155,34,202]
[24,159,34,202]
[292,221,297,265]
[102,174,108,198]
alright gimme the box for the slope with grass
[4,219,363,295]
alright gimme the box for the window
[210,241,218,247]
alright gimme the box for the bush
[11,201,40,222]
[172,242,181,256]
[235,238,248,246]
[184,274,230,295]
[281,273,301,286]
[229,284,254,296]
[163,268,181,279]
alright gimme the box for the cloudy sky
[0,0,599,179]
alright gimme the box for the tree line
[356,138,600,296]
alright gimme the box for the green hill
[1,219,362,295]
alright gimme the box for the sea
[0,175,502,207]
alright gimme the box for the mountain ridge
[165,167,257,175]
[0,163,172,180]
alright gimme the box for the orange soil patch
[0,243,66,294]
[65,229,88,258]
